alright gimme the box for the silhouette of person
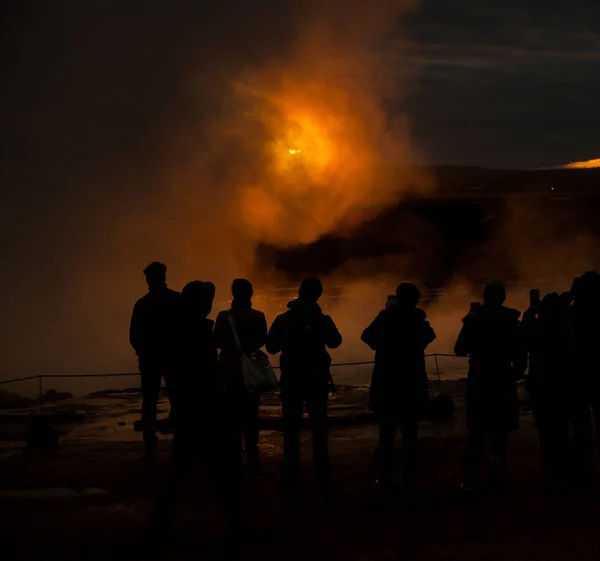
[571,271,600,457]
[361,283,436,491]
[266,278,342,488]
[521,292,588,486]
[129,262,181,453]
[215,279,268,472]
[454,279,526,492]
[149,281,243,538]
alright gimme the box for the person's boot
[144,433,159,457]
[277,467,299,489]
[487,455,506,494]
[374,476,394,493]
[461,462,478,494]
[247,450,262,474]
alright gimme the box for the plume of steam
[0,0,426,385]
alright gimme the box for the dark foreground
[2,401,600,561]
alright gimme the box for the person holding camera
[455,279,527,492]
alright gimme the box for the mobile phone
[530,289,541,307]
[386,295,397,309]
[470,302,481,314]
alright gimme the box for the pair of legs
[231,392,260,466]
[533,395,591,483]
[377,411,419,487]
[149,424,243,534]
[462,427,509,489]
[139,359,172,449]
[281,390,329,480]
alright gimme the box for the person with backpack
[454,279,527,492]
[266,278,342,488]
[361,283,436,491]
[214,279,268,472]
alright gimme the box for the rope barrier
[0,354,466,387]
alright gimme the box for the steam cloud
[0,1,426,386]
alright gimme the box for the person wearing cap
[129,262,181,453]
[361,283,436,492]
[266,278,342,488]
[214,279,268,472]
[454,279,527,492]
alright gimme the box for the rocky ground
[1,382,600,561]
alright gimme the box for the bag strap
[227,312,243,352]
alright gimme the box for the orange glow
[564,158,600,169]
[230,67,428,246]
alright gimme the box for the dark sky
[2,0,599,175]
[408,0,600,168]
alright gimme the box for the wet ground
[2,381,600,561]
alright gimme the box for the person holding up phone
[455,280,527,493]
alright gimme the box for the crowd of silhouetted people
[130,261,600,538]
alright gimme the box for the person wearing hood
[215,279,268,472]
[149,281,244,539]
[266,278,342,487]
[455,279,527,492]
[361,283,436,491]
[129,262,181,454]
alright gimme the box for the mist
[1,1,425,386]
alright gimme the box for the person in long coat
[455,279,527,492]
[362,283,436,490]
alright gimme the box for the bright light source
[288,149,302,155]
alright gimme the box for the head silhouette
[144,262,167,290]
[232,278,253,301]
[539,292,562,320]
[395,283,420,309]
[575,271,600,303]
[299,278,323,302]
[182,281,215,318]
[483,279,506,307]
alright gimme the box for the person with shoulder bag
[215,279,270,473]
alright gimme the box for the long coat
[455,305,526,432]
[362,306,436,419]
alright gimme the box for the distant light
[288,149,302,155]
[551,187,555,191]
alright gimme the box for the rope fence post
[38,375,43,416]
[434,354,443,392]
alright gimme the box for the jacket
[129,286,181,361]
[455,304,526,431]
[362,306,436,417]
[266,298,342,394]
